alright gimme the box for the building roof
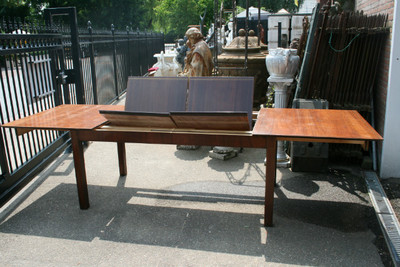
[277,8,290,14]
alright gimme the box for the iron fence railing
[292,3,389,163]
[0,30,69,202]
[0,10,164,205]
[294,5,389,113]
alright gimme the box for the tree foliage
[27,0,155,30]
[1,0,31,18]
[153,0,212,41]
[4,0,307,35]
[153,0,305,41]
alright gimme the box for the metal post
[278,22,282,47]
[88,21,98,104]
[68,8,85,104]
[213,0,218,75]
[0,129,10,177]
[293,3,320,100]
[49,49,63,106]
[44,7,85,104]
[244,0,249,74]
[112,24,119,99]
[288,16,292,47]
[126,26,132,77]
[161,32,165,53]
[145,31,150,72]
[258,0,261,46]
[232,0,237,39]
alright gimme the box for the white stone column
[265,48,299,167]
[267,77,293,167]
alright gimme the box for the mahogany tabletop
[2,104,124,132]
[2,105,383,142]
[252,108,383,141]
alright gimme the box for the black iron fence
[0,7,164,205]
[295,5,389,113]
[293,3,389,163]
[76,25,163,104]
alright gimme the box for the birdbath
[265,48,300,167]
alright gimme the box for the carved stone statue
[226,21,234,46]
[180,27,213,77]
[177,27,213,151]
[175,37,188,70]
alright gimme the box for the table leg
[265,137,277,227]
[71,131,90,209]
[117,142,127,176]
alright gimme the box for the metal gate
[0,7,164,205]
[0,17,70,205]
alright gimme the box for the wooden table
[2,104,383,226]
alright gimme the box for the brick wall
[355,0,394,165]
[356,0,394,22]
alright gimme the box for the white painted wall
[298,0,318,13]
[268,15,291,49]
[268,14,310,49]
[380,0,400,178]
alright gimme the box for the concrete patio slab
[0,95,389,266]
[0,140,387,266]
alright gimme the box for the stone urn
[265,48,300,167]
[265,48,300,78]
[152,51,180,77]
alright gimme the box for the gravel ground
[378,178,400,267]
[381,179,400,221]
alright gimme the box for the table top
[2,105,383,142]
[2,104,124,132]
[253,108,383,141]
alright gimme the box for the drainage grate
[364,171,400,266]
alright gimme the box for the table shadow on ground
[173,146,210,161]
[207,149,264,169]
[275,190,374,232]
[0,182,380,265]
[0,181,376,252]
[281,167,369,203]
[0,183,265,256]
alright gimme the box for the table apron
[277,136,369,145]
[75,129,268,148]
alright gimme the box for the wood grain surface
[187,77,254,129]
[2,104,124,132]
[170,112,250,131]
[100,111,177,128]
[253,108,383,141]
[124,77,188,112]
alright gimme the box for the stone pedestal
[267,77,293,167]
[265,48,299,168]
